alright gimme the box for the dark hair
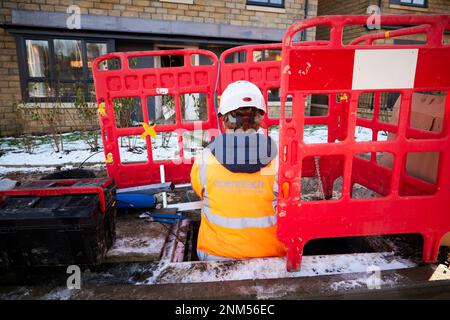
[222,107,263,131]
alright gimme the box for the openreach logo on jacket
[213,179,265,193]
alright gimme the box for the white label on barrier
[352,49,418,90]
[162,104,175,120]
[156,87,169,95]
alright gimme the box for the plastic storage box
[0,179,116,270]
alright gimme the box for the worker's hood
[208,132,277,173]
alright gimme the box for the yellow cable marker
[105,152,113,164]
[385,31,390,39]
[339,93,348,102]
[98,101,106,117]
[140,122,157,140]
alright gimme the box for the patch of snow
[329,278,365,291]
[355,126,388,142]
[0,178,17,190]
[304,125,329,144]
[330,274,401,291]
[41,288,75,300]
[151,133,179,161]
[269,125,388,145]
[0,131,182,174]
[1,126,389,175]
[0,287,32,300]
[141,252,416,285]
[107,236,166,257]
[0,166,55,175]
[0,133,104,166]
[135,261,170,285]
[255,283,299,300]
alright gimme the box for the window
[390,0,427,8]
[247,0,284,8]
[253,49,281,62]
[20,36,113,102]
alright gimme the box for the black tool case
[0,179,116,270]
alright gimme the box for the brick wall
[0,0,317,136]
[0,23,22,136]
[316,0,370,42]
[381,0,450,15]
[376,0,450,45]
[317,0,450,44]
[18,103,98,134]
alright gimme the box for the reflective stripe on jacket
[191,148,286,259]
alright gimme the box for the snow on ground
[0,287,33,300]
[0,286,76,300]
[139,252,416,285]
[0,133,105,167]
[254,283,300,300]
[268,125,388,145]
[0,127,389,176]
[0,132,181,175]
[328,274,400,292]
[106,236,166,258]
[41,288,75,300]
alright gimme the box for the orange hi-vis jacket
[190,133,286,259]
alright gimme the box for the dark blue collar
[208,133,277,173]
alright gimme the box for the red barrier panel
[220,44,283,132]
[277,15,450,271]
[219,43,346,168]
[93,49,219,188]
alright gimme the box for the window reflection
[24,38,108,100]
[253,49,282,62]
[26,40,50,78]
[28,82,54,98]
[87,43,107,76]
[54,39,83,80]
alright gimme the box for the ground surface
[1,128,449,299]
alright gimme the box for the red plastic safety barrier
[93,49,219,188]
[219,43,344,146]
[220,43,283,132]
[220,43,349,190]
[277,15,450,271]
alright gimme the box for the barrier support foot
[286,242,304,272]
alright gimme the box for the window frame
[17,34,114,103]
[246,0,285,9]
[389,0,428,8]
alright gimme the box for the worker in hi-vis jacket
[191,80,286,260]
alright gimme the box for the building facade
[0,0,317,136]
[313,0,450,118]
[317,0,450,43]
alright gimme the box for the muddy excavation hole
[174,182,425,263]
[166,184,426,263]
[183,219,424,262]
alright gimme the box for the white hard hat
[218,80,266,116]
